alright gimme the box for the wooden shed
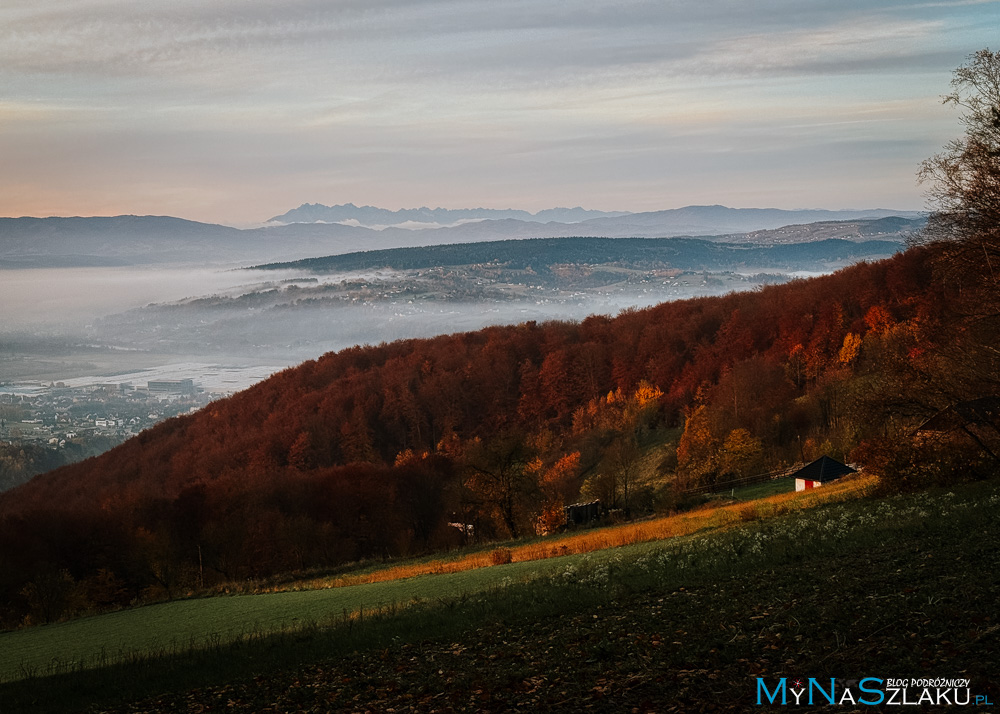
[564,500,600,525]
[792,456,856,491]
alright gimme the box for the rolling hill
[254,236,903,274]
[0,208,923,268]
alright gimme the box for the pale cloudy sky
[1,0,997,224]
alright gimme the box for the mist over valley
[1,219,913,385]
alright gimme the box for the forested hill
[0,245,956,625]
[2,246,935,514]
[254,236,901,273]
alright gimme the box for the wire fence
[681,463,802,497]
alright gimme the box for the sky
[0,0,998,225]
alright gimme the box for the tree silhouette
[917,48,1000,394]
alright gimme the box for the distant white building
[793,456,856,491]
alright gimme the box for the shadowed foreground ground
[85,499,998,713]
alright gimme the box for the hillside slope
[3,248,934,513]
[0,246,953,628]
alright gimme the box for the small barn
[793,456,856,491]
[564,500,600,525]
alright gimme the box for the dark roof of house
[791,455,856,483]
[916,397,1000,433]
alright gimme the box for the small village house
[792,455,856,491]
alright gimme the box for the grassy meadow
[719,475,795,501]
[0,473,871,684]
[2,474,998,711]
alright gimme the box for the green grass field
[0,475,846,684]
[2,479,998,712]
[703,475,794,502]
[728,475,794,500]
[0,549,604,682]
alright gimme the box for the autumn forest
[0,234,992,628]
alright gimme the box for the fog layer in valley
[2,253,892,388]
[2,267,766,386]
[1,215,913,388]
[0,267,303,330]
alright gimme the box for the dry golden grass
[288,474,876,592]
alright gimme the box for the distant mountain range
[267,203,631,226]
[0,207,926,268]
[0,215,374,268]
[268,202,924,233]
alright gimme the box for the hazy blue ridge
[252,236,903,273]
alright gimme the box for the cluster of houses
[0,379,211,451]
